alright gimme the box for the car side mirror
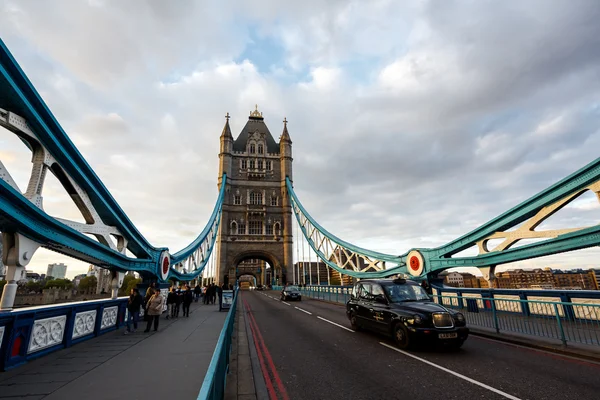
[375,294,387,304]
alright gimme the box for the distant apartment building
[495,268,555,289]
[442,267,600,290]
[46,263,68,279]
[444,272,465,288]
[552,269,597,290]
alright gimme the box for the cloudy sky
[1,0,600,279]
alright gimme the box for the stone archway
[227,250,287,287]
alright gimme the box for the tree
[44,278,73,290]
[26,280,44,293]
[78,276,97,293]
[120,274,141,296]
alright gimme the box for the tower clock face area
[215,106,294,286]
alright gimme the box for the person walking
[210,283,217,305]
[182,285,193,317]
[194,284,201,303]
[167,287,177,319]
[144,288,164,332]
[174,288,183,317]
[125,288,142,334]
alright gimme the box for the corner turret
[280,117,293,182]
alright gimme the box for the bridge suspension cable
[286,178,407,279]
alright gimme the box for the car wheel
[350,312,361,331]
[393,323,411,350]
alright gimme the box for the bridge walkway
[0,301,226,399]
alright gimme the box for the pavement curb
[469,329,600,363]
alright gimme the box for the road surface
[241,290,600,400]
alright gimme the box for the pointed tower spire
[220,112,233,139]
[280,117,292,144]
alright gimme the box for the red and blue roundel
[406,250,424,277]
[159,252,170,281]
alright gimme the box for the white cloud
[1,1,600,279]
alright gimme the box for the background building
[46,263,68,279]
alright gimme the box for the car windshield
[285,286,299,291]
[383,284,430,302]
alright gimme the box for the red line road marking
[244,296,290,400]
[243,297,277,400]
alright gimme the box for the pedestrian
[210,283,217,305]
[167,287,177,319]
[175,288,183,316]
[144,288,164,332]
[182,285,193,317]
[194,284,201,302]
[125,288,142,334]
[143,286,154,322]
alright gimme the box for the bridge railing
[197,288,239,400]
[436,293,600,347]
[274,285,353,304]
[0,297,128,371]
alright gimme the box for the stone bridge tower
[215,106,293,286]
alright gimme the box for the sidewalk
[0,301,226,399]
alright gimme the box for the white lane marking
[380,342,522,400]
[273,297,279,301]
[282,301,291,306]
[295,307,312,315]
[268,296,273,299]
[317,316,354,333]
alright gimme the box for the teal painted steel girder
[0,38,156,259]
[169,180,225,281]
[0,178,158,273]
[0,38,226,282]
[287,178,407,278]
[286,178,403,264]
[432,156,600,258]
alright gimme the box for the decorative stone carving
[72,310,97,339]
[27,315,67,354]
[100,306,118,330]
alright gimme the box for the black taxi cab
[346,277,469,349]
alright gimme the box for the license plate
[439,332,458,339]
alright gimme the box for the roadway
[242,290,600,400]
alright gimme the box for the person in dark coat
[174,288,183,317]
[167,287,177,319]
[125,288,143,334]
[194,285,201,302]
[182,285,194,317]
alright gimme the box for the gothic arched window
[230,221,238,235]
[274,222,281,236]
[250,144,256,154]
[258,144,264,154]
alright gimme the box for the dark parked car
[346,278,469,349]
[256,285,264,291]
[281,285,302,301]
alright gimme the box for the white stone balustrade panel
[72,310,97,339]
[0,326,4,349]
[27,315,67,354]
[100,306,118,330]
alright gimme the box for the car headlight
[455,313,465,322]
[413,314,423,324]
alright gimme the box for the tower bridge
[1,38,600,399]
